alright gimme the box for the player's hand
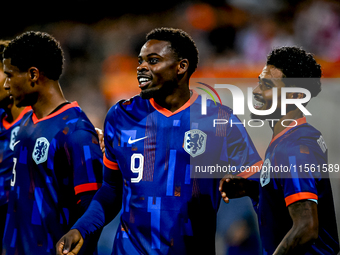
[56,229,84,255]
[95,128,105,153]
[219,174,248,203]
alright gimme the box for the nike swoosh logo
[128,136,148,144]
[13,140,20,147]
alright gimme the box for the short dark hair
[267,46,322,97]
[0,40,10,64]
[146,27,199,76]
[4,31,64,80]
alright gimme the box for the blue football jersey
[257,117,339,254]
[0,107,31,206]
[101,90,262,254]
[3,102,103,255]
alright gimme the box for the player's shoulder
[108,94,139,110]
[61,103,88,123]
[106,94,151,121]
[192,95,233,116]
[278,123,324,154]
[287,123,321,144]
[58,102,96,133]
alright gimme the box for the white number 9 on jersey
[130,153,144,183]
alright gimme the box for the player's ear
[178,59,189,75]
[28,67,39,83]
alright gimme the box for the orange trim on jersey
[74,183,102,195]
[285,192,318,207]
[32,101,80,124]
[2,106,32,130]
[237,160,263,179]
[104,154,119,170]
[270,117,307,146]
[149,90,199,117]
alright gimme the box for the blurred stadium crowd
[2,0,339,128]
[2,1,340,254]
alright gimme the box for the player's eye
[264,82,272,88]
[258,81,266,90]
[149,58,159,64]
[259,81,272,90]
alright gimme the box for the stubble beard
[139,81,176,100]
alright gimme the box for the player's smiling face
[251,65,286,119]
[137,39,180,99]
[3,58,33,107]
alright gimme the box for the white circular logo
[32,137,50,164]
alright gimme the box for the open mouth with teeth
[138,77,151,88]
[253,98,265,109]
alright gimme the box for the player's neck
[32,81,67,119]
[153,86,191,112]
[5,104,24,124]
[272,108,304,137]
[155,87,191,112]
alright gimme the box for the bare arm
[273,200,318,255]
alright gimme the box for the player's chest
[113,117,225,161]
[15,120,65,162]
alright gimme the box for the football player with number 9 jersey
[57,28,262,255]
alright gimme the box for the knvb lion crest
[32,137,50,165]
[184,129,207,157]
[9,126,20,151]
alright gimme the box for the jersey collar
[149,89,198,117]
[2,106,32,130]
[32,101,79,124]
[269,116,307,146]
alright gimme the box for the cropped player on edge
[220,46,339,254]
[2,32,103,255]
[0,40,31,250]
[57,27,262,255]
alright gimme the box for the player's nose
[252,84,261,95]
[137,62,148,72]
[3,78,10,90]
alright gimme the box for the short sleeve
[224,114,263,178]
[103,107,120,171]
[275,143,319,207]
[66,129,103,195]
[103,119,119,171]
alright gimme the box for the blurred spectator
[294,0,340,61]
